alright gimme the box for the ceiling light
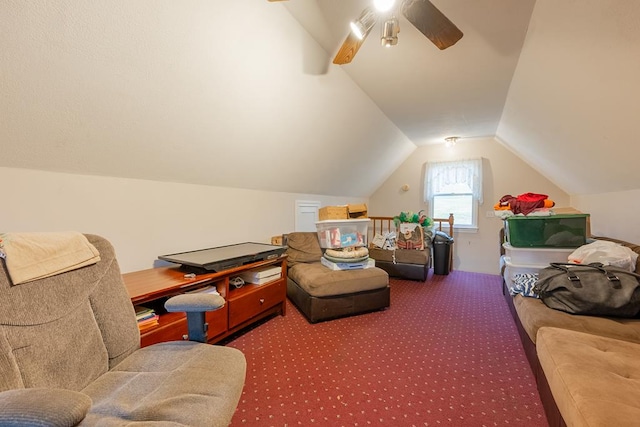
[350,8,376,40]
[373,0,396,13]
[445,137,459,148]
[381,17,399,47]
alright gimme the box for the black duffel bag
[534,262,640,317]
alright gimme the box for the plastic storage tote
[503,257,548,290]
[316,219,370,248]
[505,214,589,248]
[502,243,574,265]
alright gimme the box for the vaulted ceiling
[2,1,639,197]
[281,0,536,145]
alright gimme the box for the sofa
[502,235,640,427]
[285,232,390,323]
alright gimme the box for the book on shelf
[137,314,160,332]
[135,305,159,331]
[135,305,155,320]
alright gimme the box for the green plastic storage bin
[505,214,589,248]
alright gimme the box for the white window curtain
[424,158,483,204]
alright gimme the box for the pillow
[286,232,323,267]
[0,388,92,427]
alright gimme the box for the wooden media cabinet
[122,255,287,347]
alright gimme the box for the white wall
[572,190,640,245]
[0,0,415,198]
[368,137,570,274]
[497,0,640,196]
[1,167,364,273]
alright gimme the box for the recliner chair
[0,233,246,426]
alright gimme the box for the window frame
[424,159,483,232]
[431,193,478,231]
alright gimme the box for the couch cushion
[537,327,640,427]
[81,341,246,426]
[514,295,640,344]
[286,232,323,267]
[0,234,139,392]
[1,301,109,392]
[369,247,429,265]
[288,263,388,297]
[0,388,92,427]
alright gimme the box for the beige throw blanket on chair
[0,232,101,285]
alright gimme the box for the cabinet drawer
[140,320,187,347]
[229,281,284,329]
[140,306,228,347]
[205,306,228,340]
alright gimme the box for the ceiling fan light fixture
[445,137,459,148]
[331,0,463,65]
[381,17,399,47]
[350,8,376,40]
[373,0,396,13]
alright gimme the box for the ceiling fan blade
[332,8,377,65]
[332,32,367,65]
[402,0,463,50]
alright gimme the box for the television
[158,242,287,273]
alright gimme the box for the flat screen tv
[158,242,286,273]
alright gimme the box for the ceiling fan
[268,0,463,65]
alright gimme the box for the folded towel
[0,232,100,285]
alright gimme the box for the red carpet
[226,270,547,426]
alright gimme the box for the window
[424,159,483,230]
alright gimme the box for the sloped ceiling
[497,0,640,196]
[282,0,536,145]
[2,1,638,198]
[0,0,415,198]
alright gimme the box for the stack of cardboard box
[318,204,368,221]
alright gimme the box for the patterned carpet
[226,270,548,426]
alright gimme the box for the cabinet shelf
[123,255,287,346]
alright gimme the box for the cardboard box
[318,204,368,221]
[319,206,349,221]
[347,203,368,219]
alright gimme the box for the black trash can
[432,231,454,275]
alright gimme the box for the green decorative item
[393,210,433,228]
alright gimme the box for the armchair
[0,233,246,426]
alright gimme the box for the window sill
[451,226,478,234]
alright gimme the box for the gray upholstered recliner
[0,233,246,426]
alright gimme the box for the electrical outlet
[486,211,494,218]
